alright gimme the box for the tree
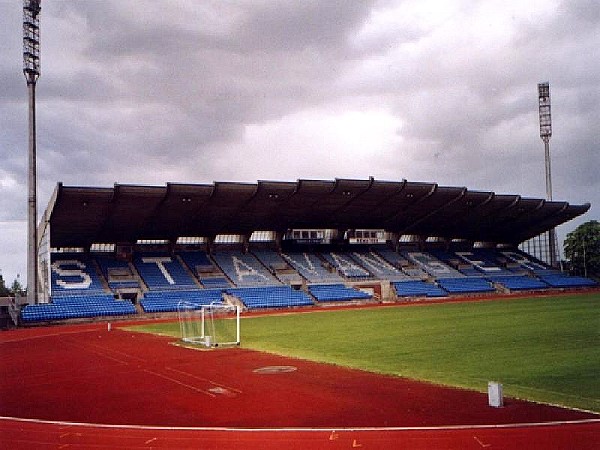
[10,276,25,295]
[0,272,9,296]
[564,220,600,280]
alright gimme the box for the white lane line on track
[0,327,104,344]
[67,342,132,366]
[165,366,243,394]
[141,369,217,397]
[474,435,491,447]
[1,416,599,432]
[73,339,147,363]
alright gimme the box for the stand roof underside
[43,178,590,248]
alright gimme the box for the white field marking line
[16,343,133,385]
[0,327,105,344]
[240,290,600,321]
[67,342,132,366]
[474,435,491,448]
[503,384,600,404]
[70,339,147,363]
[449,371,600,405]
[503,394,600,416]
[443,374,600,414]
[15,366,137,389]
[0,439,70,448]
[141,369,217,398]
[165,367,243,394]
[405,372,600,412]
[1,416,599,433]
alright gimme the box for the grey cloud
[27,0,378,186]
[232,1,374,52]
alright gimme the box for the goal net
[177,301,240,348]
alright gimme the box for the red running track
[1,322,598,449]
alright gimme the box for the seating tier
[404,252,463,279]
[453,250,513,276]
[27,248,596,323]
[322,252,372,279]
[21,294,136,322]
[178,251,232,288]
[134,254,198,290]
[536,274,597,288]
[198,277,231,289]
[226,286,313,309]
[50,254,106,296]
[252,250,304,284]
[500,250,550,272]
[351,251,411,281]
[488,275,548,291]
[307,284,372,302]
[95,255,140,290]
[436,277,495,294]
[213,251,280,287]
[393,280,447,298]
[140,289,223,313]
[281,252,344,283]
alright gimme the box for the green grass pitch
[127,292,600,412]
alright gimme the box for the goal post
[177,301,240,348]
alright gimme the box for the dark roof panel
[43,179,591,248]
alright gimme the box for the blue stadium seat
[140,289,223,313]
[21,293,136,322]
[94,255,141,290]
[436,277,495,294]
[403,252,463,278]
[453,250,513,276]
[393,280,447,298]
[23,254,139,322]
[488,275,548,291]
[252,249,304,284]
[351,250,410,281]
[134,253,198,290]
[178,250,213,270]
[281,252,344,283]
[307,284,372,302]
[499,250,550,272]
[225,286,313,309]
[213,251,280,287]
[178,251,232,288]
[321,252,372,279]
[50,253,106,296]
[198,277,231,289]
[536,274,597,288]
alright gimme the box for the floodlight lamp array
[23,0,41,84]
[538,82,551,141]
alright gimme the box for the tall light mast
[538,82,558,267]
[23,0,41,303]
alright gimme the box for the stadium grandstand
[14,177,597,324]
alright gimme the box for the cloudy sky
[1,0,598,284]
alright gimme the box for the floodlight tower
[23,0,41,303]
[538,82,558,267]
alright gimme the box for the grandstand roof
[43,178,590,248]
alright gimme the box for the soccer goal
[177,301,240,348]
